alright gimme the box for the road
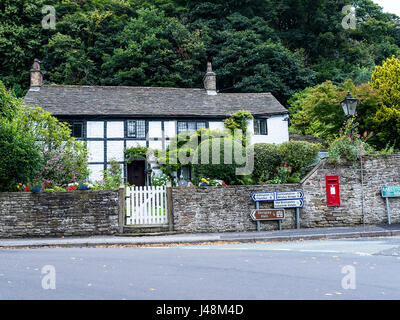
[1,236,400,300]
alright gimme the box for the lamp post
[340,90,359,137]
[340,90,358,118]
[341,90,364,227]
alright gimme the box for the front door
[127,160,146,186]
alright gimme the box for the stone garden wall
[0,190,120,238]
[171,154,400,233]
[1,154,399,237]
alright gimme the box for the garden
[0,80,127,193]
[151,110,322,187]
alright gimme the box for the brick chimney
[30,58,43,88]
[203,62,217,95]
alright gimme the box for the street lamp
[340,90,358,118]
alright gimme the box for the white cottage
[23,61,289,185]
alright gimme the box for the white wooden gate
[125,186,168,225]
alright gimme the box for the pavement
[1,224,400,248]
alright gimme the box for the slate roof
[23,85,288,118]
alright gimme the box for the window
[177,121,207,134]
[70,122,84,138]
[127,120,146,138]
[254,119,268,135]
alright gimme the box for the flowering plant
[17,183,31,192]
[31,183,43,193]
[78,181,92,190]
[266,162,292,184]
[199,178,227,186]
[66,183,78,191]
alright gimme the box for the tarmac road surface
[1,236,400,300]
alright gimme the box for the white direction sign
[251,192,275,202]
[274,199,304,209]
[275,190,303,200]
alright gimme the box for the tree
[12,104,89,187]
[0,118,42,191]
[370,55,400,148]
[101,7,206,88]
[0,81,20,120]
[0,0,54,92]
[288,79,383,147]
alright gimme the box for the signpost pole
[386,197,391,225]
[296,208,300,229]
[256,201,260,232]
[278,220,281,231]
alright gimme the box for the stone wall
[302,154,400,228]
[0,190,120,238]
[171,154,400,233]
[172,184,301,233]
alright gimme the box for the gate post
[166,182,174,231]
[118,185,125,233]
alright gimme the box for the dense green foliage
[289,55,400,150]
[92,160,123,190]
[328,117,374,163]
[0,118,43,191]
[370,56,400,147]
[125,146,149,163]
[2,0,400,106]
[223,110,253,136]
[156,128,231,177]
[192,137,246,185]
[252,141,321,183]
[0,80,89,190]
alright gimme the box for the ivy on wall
[124,146,149,164]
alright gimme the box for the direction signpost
[250,209,285,221]
[275,191,303,200]
[251,190,304,231]
[381,186,400,225]
[251,192,275,202]
[273,199,304,209]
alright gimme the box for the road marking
[355,252,372,256]
[298,250,340,253]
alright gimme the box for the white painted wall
[209,121,225,131]
[88,164,104,182]
[164,121,176,138]
[107,140,124,161]
[148,140,162,150]
[126,140,147,148]
[107,121,124,138]
[87,121,104,138]
[249,116,289,145]
[148,121,162,138]
[87,140,104,163]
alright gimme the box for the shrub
[40,145,89,188]
[0,118,43,191]
[92,160,122,190]
[152,174,171,187]
[13,104,89,187]
[328,118,374,163]
[223,110,253,137]
[252,141,321,183]
[277,140,321,175]
[192,137,246,185]
[253,143,281,180]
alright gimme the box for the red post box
[326,176,340,206]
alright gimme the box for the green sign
[381,186,400,198]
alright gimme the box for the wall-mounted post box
[326,176,340,207]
